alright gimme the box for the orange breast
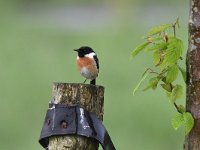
[77,57,93,69]
[76,57,98,79]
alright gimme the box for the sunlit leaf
[145,42,167,52]
[170,84,183,103]
[161,83,173,92]
[133,72,150,95]
[160,38,183,68]
[160,49,177,68]
[146,36,163,42]
[178,65,186,82]
[171,112,194,135]
[166,91,171,98]
[166,65,179,83]
[183,112,194,135]
[147,24,172,36]
[171,113,184,130]
[153,50,161,66]
[177,105,185,113]
[132,42,149,57]
[143,77,160,91]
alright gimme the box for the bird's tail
[90,79,96,85]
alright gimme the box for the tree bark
[48,83,104,150]
[185,0,200,149]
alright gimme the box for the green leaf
[132,42,149,57]
[166,91,171,97]
[147,24,172,36]
[170,84,183,103]
[146,36,163,42]
[183,112,194,135]
[160,49,176,68]
[143,77,160,91]
[171,112,194,135]
[171,113,184,130]
[178,66,186,82]
[177,105,185,113]
[161,83,173,92]
[145,42,167,52]
[133,72,150,95]
[160,38,184,68]
[153,50,161,66]
[166,65,179,83]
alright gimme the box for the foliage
[171,112,194,135]
[133,71,150,95]
[132,19,194,135]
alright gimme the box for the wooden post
[185,0,200,149]
[48,83,104,150]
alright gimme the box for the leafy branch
[132,18,194,135]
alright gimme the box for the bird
[74,46,99,85]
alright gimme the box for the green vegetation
[132,19,194,135]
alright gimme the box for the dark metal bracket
[39,102,116,150]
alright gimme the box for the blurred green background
[0,0,189,150]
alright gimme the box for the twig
[146,68,160,75]
[174,102,182,114]
[172,23,176,38]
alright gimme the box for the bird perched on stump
[74,46,99,85]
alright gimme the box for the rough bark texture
[48,83,104,150]
[185,0,200,149]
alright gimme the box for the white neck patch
[85,52,96,58]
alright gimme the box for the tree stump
[48,83,104,150]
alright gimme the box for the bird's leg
[83,79,87,83]
[90,79,96,85]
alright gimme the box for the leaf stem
[174,102,182,114]
[172,23,176,38]
[172,18,179,38]
[146,68,160,75]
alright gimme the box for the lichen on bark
[185,0,200,149]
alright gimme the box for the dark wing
[93,55,99,70]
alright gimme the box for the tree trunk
[48,83,104,150]
[185,0,200,149]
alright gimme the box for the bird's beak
[73,49,78,52]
